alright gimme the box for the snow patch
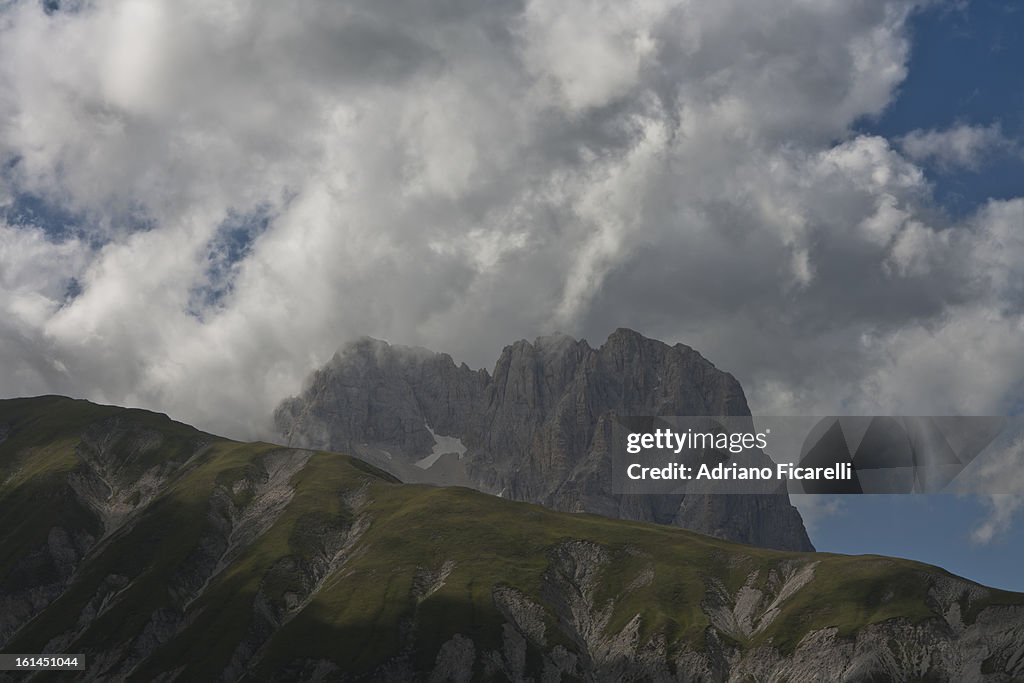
[415,424,467,469]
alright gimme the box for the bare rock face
[275,329,813,552]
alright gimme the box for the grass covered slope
[1,396,1022,682]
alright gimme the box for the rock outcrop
[275,329,813,551]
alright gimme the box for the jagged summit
[275,329,812,552]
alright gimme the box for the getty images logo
[625,427,768,455]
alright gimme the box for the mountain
[1,396,1023,681]
[274,328,813,551]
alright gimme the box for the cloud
[0,0,1021,451]
[0,221,90,392]
[963,431,1024,544]
[899,123,1016,171]
[972,495,1024,544]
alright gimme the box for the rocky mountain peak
[275,329,813,551]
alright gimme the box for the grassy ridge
[1,397,1022,680]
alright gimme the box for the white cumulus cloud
[900,123,1016,170]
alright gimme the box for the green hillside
[1,396,1022,682]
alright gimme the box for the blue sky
[860,0,1024,213]
[808,495,1024,592]
[812,0,1024,592]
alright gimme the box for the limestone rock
[275,329,813,551]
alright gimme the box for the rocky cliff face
[275,329,813,551]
